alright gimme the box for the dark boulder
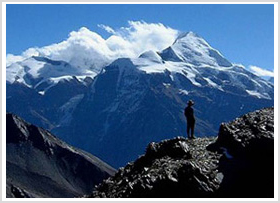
[207,107,274,197]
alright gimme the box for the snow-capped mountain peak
[169,31,232,67]
[173,31,209,47]
[6,56,97,90]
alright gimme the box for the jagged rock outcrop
[207,107,274,197]
[88,137,221,198]
[6,113,116,198]
[87,107,274,198]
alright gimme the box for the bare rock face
[87,107,274,198]
[213,107,274,157]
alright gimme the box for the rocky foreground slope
[87,107,274,198]
[6,113,116,198]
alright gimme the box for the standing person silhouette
[184,100,196,139]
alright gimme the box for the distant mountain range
[6,31,274,167]
[6,113,116,198]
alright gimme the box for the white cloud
[249,65,274,77]
[118,21,178,57]
[98,24,116,34]
[6,21,179,71]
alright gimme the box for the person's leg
[191,121,195,138]
[187,124,190,138]
[191,125,195,138]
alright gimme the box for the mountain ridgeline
[6,31,273,168]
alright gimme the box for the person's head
[187,100,194,106]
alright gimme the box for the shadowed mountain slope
[6,113,116,198]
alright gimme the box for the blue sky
[6,4,274,73]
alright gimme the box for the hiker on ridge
[184,100,196,139]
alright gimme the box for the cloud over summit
[7,21,179,70]
[249,65,274,77]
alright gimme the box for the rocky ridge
[90,137,222,198]
[88,107,274,198]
